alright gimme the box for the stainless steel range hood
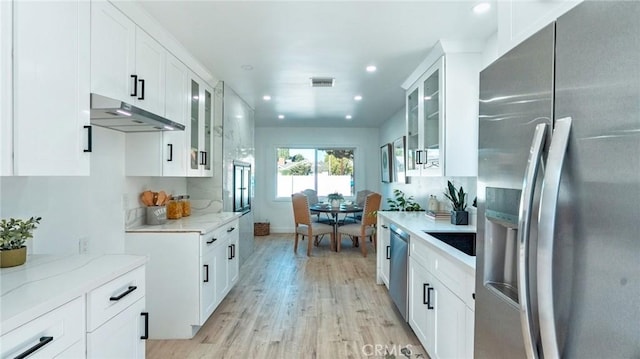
[90,93,185,132]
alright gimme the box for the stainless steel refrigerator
[475,2,640,358]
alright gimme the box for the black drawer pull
[138,79,145,100]
[140,312,149,340]
[427,287,434,310]
[130,75,138,97]
[226,227,235,233]
[110,286,137,301]
[206,238,216,244]
[167,144,173,161]
[14,336,53,359]
[203,265,209,282]
[84,125,92,153]
[423,283,429,305]
[381,224,388,229]
[386,245,391,260]
[228,245,233,260]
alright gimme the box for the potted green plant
[386,189,423,211]
[327,192,344,207]
[444,181,468,225]
[0,216,41,268]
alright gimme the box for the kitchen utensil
[141,191,154,206]
[157,191,167,206]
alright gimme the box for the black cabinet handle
[167,144,173,162]
[14,336,54,359]
[206,238,216,244]
[227,227,235,233]
[472,293,475,300]
[423,283,429,305]
[228,245,233,260]
[203,265,209,282]
[199,151,208,166]
[110,286,137,301]
[427,287,434,310]
[416,150,424,165]
[130,75,138,97]
[138,79,145,100]
[386,245,391,260]
[140,312,149,340]
[381,224,388,229]
[83,125,92,153]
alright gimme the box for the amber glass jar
[181,195,191,217]
[167,196,183,219]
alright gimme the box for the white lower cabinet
[379,222,391,288]
[125,218,240,339]
[408,237,474,359]
[0,297,84,359]
[87,297,146,359]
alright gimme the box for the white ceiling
[137,1,498,128]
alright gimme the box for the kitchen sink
[423,231,476,256]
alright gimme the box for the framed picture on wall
[393,136,406,183]
[380,143,392,183]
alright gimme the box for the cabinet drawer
[201,226,226,256]
[430,249,473,304]
[87,266,145,332]
[410,237,434,272]
[0,296,84,358]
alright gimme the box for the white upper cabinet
[91,0,166,117]
[1,0,12,176]
[405,48,481,177]
[90,0,136,104]
[10,0,91,176]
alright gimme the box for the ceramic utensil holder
[146,206,167,225]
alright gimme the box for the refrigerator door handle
[538,117,572,359]
[517,123,547,359]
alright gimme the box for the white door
[12,0,90,176]
[90,0,136,102]
[200,250,216,324]
[134,29,165,115]
[163,53,189,176]
[213,239,229,305]
[408,258,435,352]
[228,232,239,286]
[431,276,467,359]
[87,297,146,359]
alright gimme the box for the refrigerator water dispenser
[483,187,522,306]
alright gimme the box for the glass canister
[167,196,183,219]
[181,195,191,217]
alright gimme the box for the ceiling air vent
[310,77,335,87]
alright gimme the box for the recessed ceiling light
[241,64,253,71]
[354,95,363,101]
[366,65,377,72]
[473,2,491,14]
[278,115,285,119]
[345,115,352,120]
[263,95,271,101]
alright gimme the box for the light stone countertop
[0,254,147,335]
[378,211,476,273]
[126,211,241,234]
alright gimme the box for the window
[276,147,355,198]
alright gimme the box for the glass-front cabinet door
[406,86,420,175]
[202,88,213,175]
[422,65,442,176]
[189,79,200,173]
[405,56,444,177]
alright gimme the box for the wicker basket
[254,222,270,236]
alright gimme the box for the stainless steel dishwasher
[389,223,409,321]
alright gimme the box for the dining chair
[336,192,381,257]
[344,189,373,223]
[303,188,332,223]
[291,193,335,256]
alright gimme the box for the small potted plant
[444,181,468,225]
[386,189,423,211]
[327,192,344,208]
[0,216,41,268]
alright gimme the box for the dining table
[309,203,363,251]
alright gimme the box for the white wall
[254,126,380,233]
[1,127,186,255]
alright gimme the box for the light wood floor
[146,233,426,358]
